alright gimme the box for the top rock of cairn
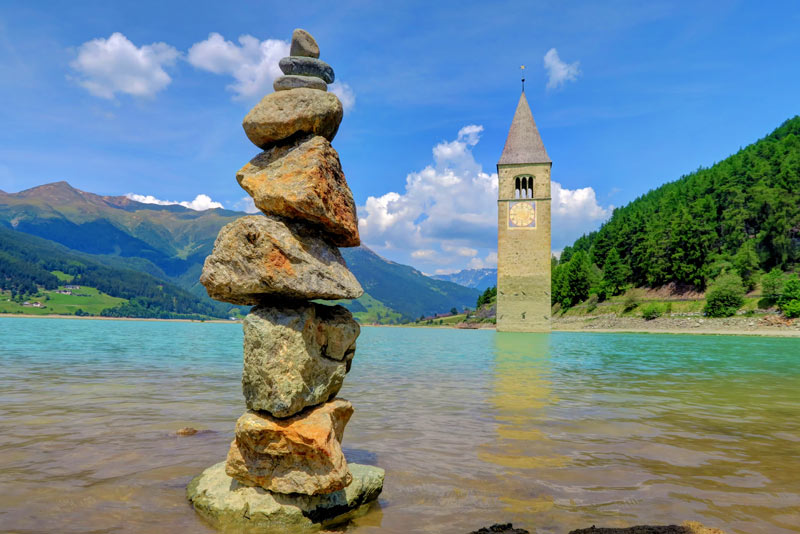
[290,28,319,58]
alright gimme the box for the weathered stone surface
[200,215,362,305]
[237,135,359,247]
[279,56,335,84]
[187,461,384,532]
[226,399,353,495]
[274,74,327,92]
[290,29,320,58]
[243,89,343,149]
[243,303,359,418]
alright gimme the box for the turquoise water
[0,317,798,533]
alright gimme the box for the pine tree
[601,247,629,296]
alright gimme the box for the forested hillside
[0,227,237,319]
[553,116,800,307]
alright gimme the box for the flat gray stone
[187,461,384,533]
[273,75,327,92]
[243,303,359,418]
[290,29,320,58]
[279,57,335,84]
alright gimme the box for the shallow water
[0,317,798,534]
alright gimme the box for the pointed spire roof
[498,92,550,165]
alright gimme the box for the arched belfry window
[514,174,534,199]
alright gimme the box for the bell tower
[496,91,552,332]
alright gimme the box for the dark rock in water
[176,427,198,436]
[469,524,529,534]
[274,74,327,92]
[187,461,384,532]
[568,522,726,534]
[290,28,320,58]
[280,56,335,83]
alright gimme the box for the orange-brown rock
[225,399,354,495]
[237,135,359,247]
[199,215,362,305]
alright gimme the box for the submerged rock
[469,525,529,534]
[568,522,726,534]
[226,399,353,495]
[237,135,359,247]
[242,303,359,418]
[242,89,342,149]
[187,461,384,532]
[200,215,362,305]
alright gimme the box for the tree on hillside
[761,268,785,301]
[558,251,593,308]
[704,273,745,317]
[601,247,629,297]
[733,240,760,291]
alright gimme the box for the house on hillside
[22,301,45,308]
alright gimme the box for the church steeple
[498,92,550,166]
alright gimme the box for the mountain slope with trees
[553,116,800,311]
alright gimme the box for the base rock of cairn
[187,462,384,533]
[188,27,382,531]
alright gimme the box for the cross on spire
[520,65,526,93]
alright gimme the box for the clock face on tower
[508,201,536,228]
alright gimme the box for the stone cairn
[187,29,384,532]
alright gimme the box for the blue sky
[1,1,799,274]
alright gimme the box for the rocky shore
[552,313,800,337]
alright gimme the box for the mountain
[432,268,497,291]
[0,226,236,319]
[0,182,478,322]
[557,116,800,294]
[340,247,480,321]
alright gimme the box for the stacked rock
[187,29,383,532]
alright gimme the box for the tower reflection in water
[478,332,568,520]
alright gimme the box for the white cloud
[187,33,289,100]
[358,125,611,270]
[543,48,580,90]
[70,32,180,99]
[233,195,260,214]
[126,193,223,211]
[330,81,356,113]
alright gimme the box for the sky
[1,1,799,274]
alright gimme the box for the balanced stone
[279,56,335,84]
[237,135,360,247]
[290,29,320,58]
[243,303,359,418]
[243,88,342,149]
[187,461,384,532]
[226,399,353,495]
[274,74,327,92]
[199,215,362,305]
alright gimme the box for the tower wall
[496,162,551,332]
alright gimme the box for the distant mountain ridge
[433,268,497,290]
[0,182,478,321]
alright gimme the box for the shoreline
[3,313,798,338]
[0,313,238,324]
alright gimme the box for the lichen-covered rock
[290,28,320,58]
[274,74,327,92]
[279,57,335,84]
[243,303,359,418]
[187,461,384,532]
[226,399,353,495]
[200,215,362,305]
[237,135,359,247]
[243,88,342,149]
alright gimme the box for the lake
[0,317,798,533]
